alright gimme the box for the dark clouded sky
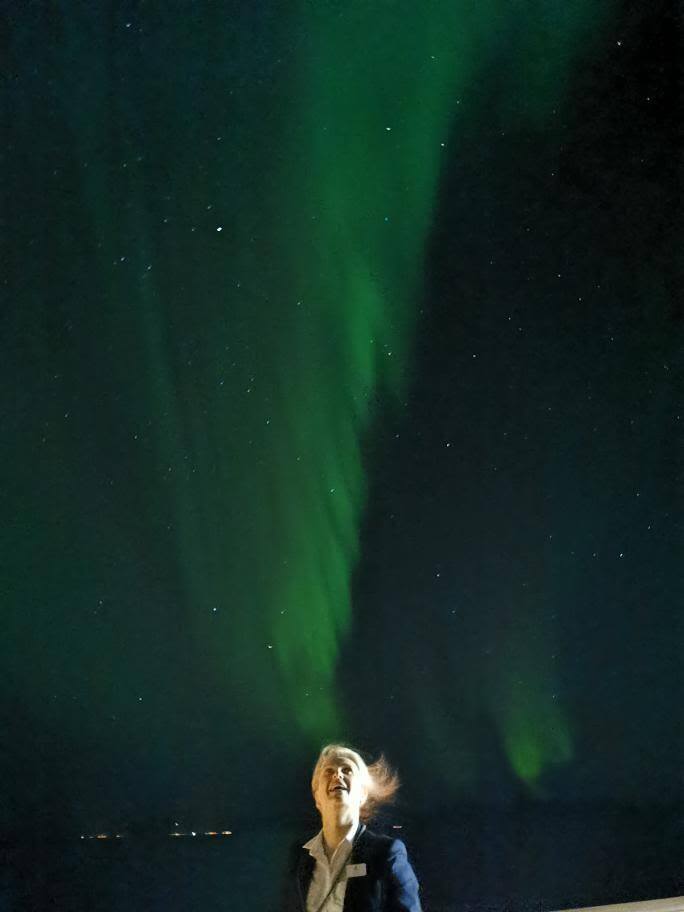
[2,0,680,907]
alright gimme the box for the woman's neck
[321,813,358,859]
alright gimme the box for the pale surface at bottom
[555,898,684,912]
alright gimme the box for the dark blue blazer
[280,824,422,911]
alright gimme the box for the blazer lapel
[297,852,315,912]
[342,826,368,912]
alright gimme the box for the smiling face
[312,750,369,818]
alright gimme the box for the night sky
[2,1,681,908]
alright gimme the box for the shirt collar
[302,825,357,862]
[302,829,325,862]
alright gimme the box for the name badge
[346,863,367,878]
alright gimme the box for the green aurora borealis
[4,0,679,847]
[144,0,611,777]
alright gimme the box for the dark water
[2,806,682,911]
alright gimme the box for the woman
[281,744,421,911]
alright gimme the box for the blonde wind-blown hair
[311,744,400,822]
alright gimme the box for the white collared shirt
[303,828,355,912]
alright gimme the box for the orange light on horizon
[81,828,234,839]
